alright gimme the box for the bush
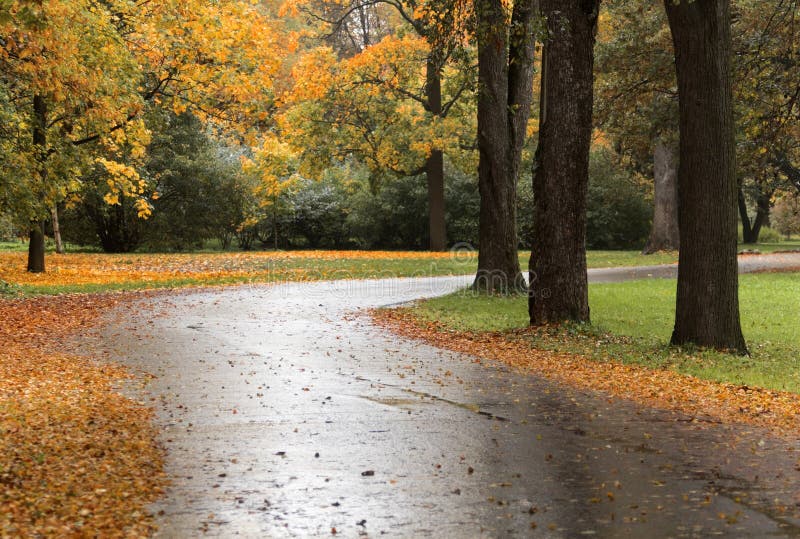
[757,226,784,243]
[737,224,784,244]
[772,193,800,239]
[342,162,480,250]
[346,174,429,249]
[288,174,352,249]
[586,150,652,250]
[444,164,480,247]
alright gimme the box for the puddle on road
[360,390,507,421]
[361,396,428,408]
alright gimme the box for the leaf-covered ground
[0,249,688,296]
[0,251,469,295]
[0,294,165,537]
[373,309,800,438]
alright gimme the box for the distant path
[91,271,800,537]
[589,251,800,283]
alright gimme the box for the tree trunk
[425,57,446,251]
[473,0,536,293]
[28,94,47,273]
[528,0,599,324]
[27,222,45,273]
[642,140,680,253]
[273,210,278,250]
[51,205,65,254]
[664,0,747,353]
[739,186,772,244]
[737,186,752,243]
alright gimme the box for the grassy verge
[410,272,800,394]
[0,248,699,296]
[0,245,795,297]
[0,249,680,296]
[0,251,478,296]
[741,239,800,253]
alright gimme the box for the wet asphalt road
[92,261,800,538]
[587,251,800,283]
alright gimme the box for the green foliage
[61,112,252,252]
[517,173,535,249]
[596,0,677,171]
[258,159,480,250]
[346,174,429,249]
[0,278,22,297]
[755,226,783,244]
[288,172,353,249]
[0,213,15,242]
[586,150,652,250]
[444,164,481,246]
[144,113,248,251]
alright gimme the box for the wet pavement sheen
[94,276,800,538]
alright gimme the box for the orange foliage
[0,294,165,536]
[0,251,463,288]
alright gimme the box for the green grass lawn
[0,241,25,251]
[411,272,800,393]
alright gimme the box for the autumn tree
[280,35,476,248]
[286,0,474,250]
[292,0,472,251]
[472,0,537,292]
[0,0,147,272]
[241,135,301,249]
[527,0,600,322]
[773,191,800,239]
[595,1,679,253]
[733,0,800,243]
[597,0,800,248]
[0,0,280,271]
[664,0,747,353]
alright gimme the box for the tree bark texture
[28,94,47,273]
[425,57,447,251]
[27,222,45,273]
[642,140,680,253]
[664,0,747,353]
[528,0,599,323]
[474,0,536,292]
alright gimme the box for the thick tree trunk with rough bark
[28,94,47,273]
[474,0,536,293]
[643,140,680,253]
[528,0,599,323]
[425,58,446,251]
[665,0,747,353]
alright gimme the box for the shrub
[772,193,800,239]
[737,224,784,244]
[586,150,652,250]
[758,226,784,243]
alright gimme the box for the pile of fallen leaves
[0,294,165,537]
[374,308,800,437]
[0,250,464,289]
